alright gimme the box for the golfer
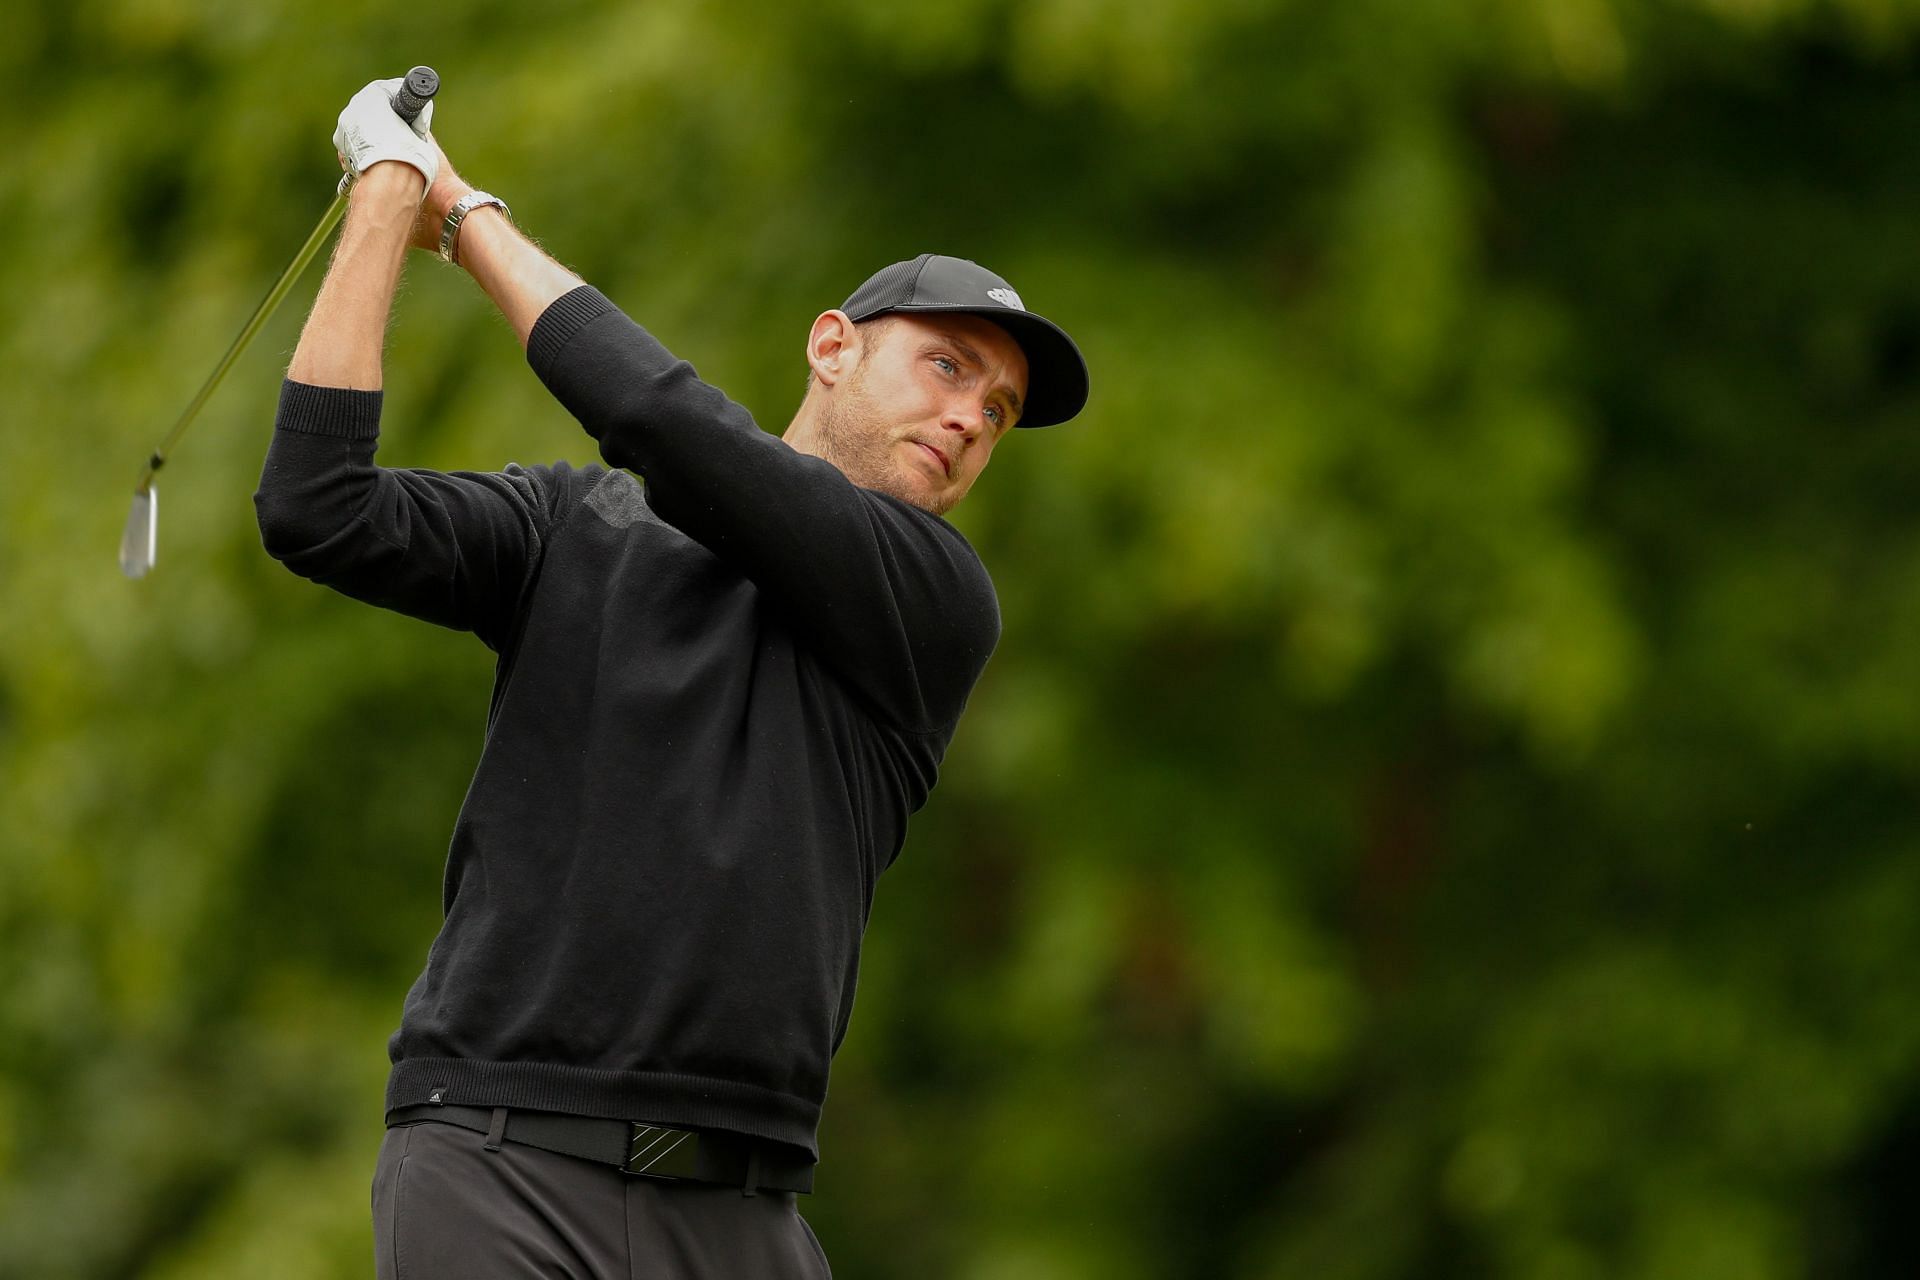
[253,79,1089,1276]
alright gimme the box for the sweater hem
[385,1056,822,1161]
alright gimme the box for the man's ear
[806,310,858,386]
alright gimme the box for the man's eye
[933,356,957,375]
[985,406,1004,426]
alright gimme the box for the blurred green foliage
[6,0,1920,1275]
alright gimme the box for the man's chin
[899,485,957,517]
[871,472,956,516]
[827,449,958,514]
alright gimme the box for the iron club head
[119,485,157,579]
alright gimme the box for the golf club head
[119,486,156,579]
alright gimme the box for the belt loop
[741,1146,761,1197]
[483,1107,509,1153]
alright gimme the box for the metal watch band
[439,190,511,265]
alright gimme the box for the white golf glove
[333,77,437,190]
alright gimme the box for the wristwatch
[440,190,511,265]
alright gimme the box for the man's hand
[333,78,438,192]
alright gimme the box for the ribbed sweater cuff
[527,285,616,381]
[276,378,383,440]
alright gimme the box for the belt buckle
[623,1122,701,1180]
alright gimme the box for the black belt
[386,1104,815,1195]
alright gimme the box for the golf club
[118,65,440,579]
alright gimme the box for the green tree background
[6,0,1920,1275]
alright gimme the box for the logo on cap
[986,287,1025,310]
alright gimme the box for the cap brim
[877,304,1090,428]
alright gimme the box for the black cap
[841,254,1090,428]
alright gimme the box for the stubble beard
[815,380,955,516]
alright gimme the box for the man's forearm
[287,165,425,391]
[449,200,585,348]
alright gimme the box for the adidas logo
[986,287,1025,310]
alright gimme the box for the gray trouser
[372,1120,833,1278]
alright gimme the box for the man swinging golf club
[253,75,1089,1276]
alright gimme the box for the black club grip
[390,66,439,125]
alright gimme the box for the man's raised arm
[255,87,566,650]
[287,76,438,389]
[421,151,999,732]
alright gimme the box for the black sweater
[253,285,1000,1160]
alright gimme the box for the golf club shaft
[131,188,348,494]
[121,67,438,580]
[130,65,439,496]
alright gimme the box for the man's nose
[940,401,986,438]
